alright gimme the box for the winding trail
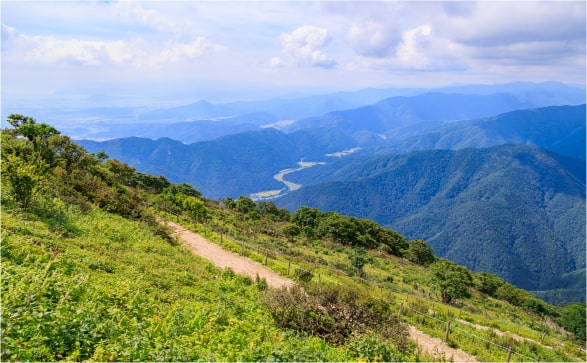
[163,219,478,362]
[164,220,293,289]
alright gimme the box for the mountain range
[77,84,586,305]
[276,145,586,304]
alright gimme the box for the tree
[406,240,435,266]
[316,213,358,245]
[282,223,301,242]
[183,196,208,224]
[431,259,474,304]
[348,248,373,278]
[558,304,586,340]
[291,206,323,229]
[235,195,256,214]
[7,114,34,127]
[475,271,506,296]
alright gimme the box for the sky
[2,1,586,107]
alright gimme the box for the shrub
[294,268,314,283]
[261,284,408,349]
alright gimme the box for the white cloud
[347,20,401,58]
[395,24,432,70]
[2,24,225,69]
[275,25,336,69]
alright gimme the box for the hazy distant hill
[391,104,586,160]
[79,127,355,199]
[283,92,548,145]
[276,145,586,304]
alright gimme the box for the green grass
[176,201,586,362]
[1,204,363,362]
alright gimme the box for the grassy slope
[1,204,355,362]
[182,199,585,362]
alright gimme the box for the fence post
[318,273,321,284]
[398,302,404,319]
[288,260,291,275]
[445,320,451,342]
[241,241,244,256]
[265,251,268,265]
[506,346,512,362]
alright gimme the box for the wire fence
[167,215,580,363]
[401,303,535,362]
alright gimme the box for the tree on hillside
[282,223,301,242]
[558,304,586,340]
[406,239,435,266]
[431,259,474,304]
[291,206,323,229]
[316,212,358,245]
[183,196,208,225]
[476,271,506,296]
[235,195,257,214]
[348,248,373,278]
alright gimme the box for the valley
[251,160,326,201]
[77,87,586,306]
[2,110,585,362]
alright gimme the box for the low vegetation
[2,115,585,361]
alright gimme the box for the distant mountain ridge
[276,145,586,304]
[79,127,356,199]
[389,104,586,160]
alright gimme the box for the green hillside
[2,115,585,361]
[278,145,586,305]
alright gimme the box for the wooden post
[241,241,244,256]
[287,260,291,275]
[398,302,404,319]
[318,273,321,284]
[445,320,451,342]
[506,346,512,362]
[405,292,409,301]
[265,251,268,265]
[220,230,223,244]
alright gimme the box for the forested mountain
[276,145,586,304]
[79,127,356,199]
[390,104,586,159]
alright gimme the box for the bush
[294,268,314,283]
[261,284,408,349]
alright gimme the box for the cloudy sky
[2,1,585,107]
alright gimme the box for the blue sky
[2,1,585,107]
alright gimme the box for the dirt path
[163,219,478,362]
[409,326,478,362]
[164,220,294,289]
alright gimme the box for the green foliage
[3,116,581,362]
[558,304,586,340]
[406,240,435,266]
[183,196,208,224]
[1,208,355,362]
[476,271,506,296]
[294,268,314,283]
[262,284,408,349]
[292,206,323,229]
[431,259,474,304]
[348,248,373,277]
[281,223,301,242]
[278,142,586,305]
[235,195,257,214]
